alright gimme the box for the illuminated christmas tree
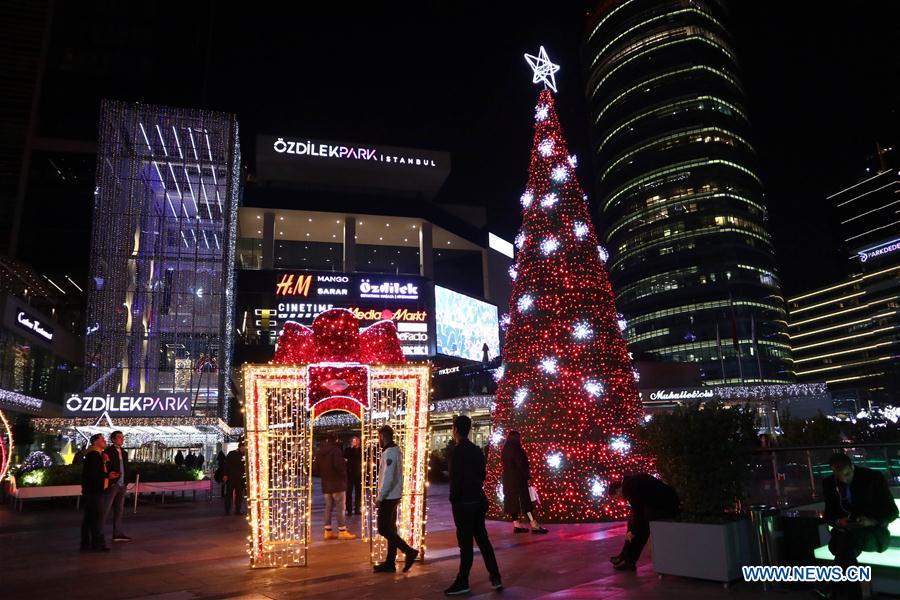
[485,49,654,522]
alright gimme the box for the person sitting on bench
[822,452,898,599]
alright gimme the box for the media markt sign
[65,394,192,417]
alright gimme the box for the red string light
[485,90,654,522]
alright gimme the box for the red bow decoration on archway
[273,308,407,365]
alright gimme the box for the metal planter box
[650,519,756,583]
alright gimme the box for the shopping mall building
[232,132,513,448]
[30,102,514,462]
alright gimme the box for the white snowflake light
[540,357,558,374]
[597,245,609,263]
[541,193,558,208]
[513,388,529,408]
[568,154,578,168]
[515,232,526,250]
[609,436,631,454]
[497,485,505,503]
[591,478,607,498]
[551,165,568,182]
[500,313,511,328]
[490,428,505,446]
[546,452,564,469]
[584,380,605,397]
[508,266,518,280]
[643,414,653,423]
[633,368,641,382]
[617,314,627,331]
[574,221,589,240]
[538,139,554,157]
[520,191,534,207]
[535,104,549,122]
[540,237,559,255]
[493,364,505,382]
[573,321,593,340]
[518,294,534,312]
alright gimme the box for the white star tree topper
[524,46,560,93]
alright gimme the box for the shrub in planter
[638,402,757,520]
[17,461,202,487]
[637,402,759,583]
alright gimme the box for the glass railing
[744,442,900,509]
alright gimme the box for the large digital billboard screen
[435,285,500,362]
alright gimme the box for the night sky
[28,2,900,296]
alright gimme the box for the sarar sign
[65,394,192,417]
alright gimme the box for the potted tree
[638,402,759,584]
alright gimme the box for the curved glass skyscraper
[584,0,792,382]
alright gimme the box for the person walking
[501,430,548,534]
[223,441,247,516]
[445,415,502,595]
[608,473,680,571]
[103,430,131,542]
[81,433,115,552]
[344,436,362,515]
[373,425,418,573]
[318,434,356,540]
[215,450,227,498]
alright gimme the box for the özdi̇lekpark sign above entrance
[65,394,192,417]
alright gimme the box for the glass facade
[832,153,900,259]
[788,261,900,406]
[584,0,792,383]
[85,101,240,418]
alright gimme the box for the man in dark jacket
[103,430,131,542]
[223,441,246,516]
[344,436,362,515]
[81,433,115,552]
[822,452,898,599]
[445,415,502,596]
[609,473,680,570]
[318,435,355,540]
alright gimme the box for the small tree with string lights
[485,48,654,522]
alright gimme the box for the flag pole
[716,321,726,383]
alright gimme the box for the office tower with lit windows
[583,0,792,383]
[85,101,240,418]
[789,147,900,407]
[832,145,900,264]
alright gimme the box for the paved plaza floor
[1,482,815,599]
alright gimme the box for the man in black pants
[445,415,502,596]
[821,452,898,600]
[81,433,116,552]
[609,473,680,571]
[373,425,418,573]
[223,441,246,516]
[344,436,362,515]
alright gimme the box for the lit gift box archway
[242,308,430,568]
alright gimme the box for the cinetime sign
[65,394,192,417]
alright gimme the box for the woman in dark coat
[501,430,548,534]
